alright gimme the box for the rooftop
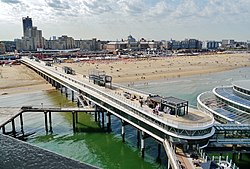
[232,80,250,91]
[214,87,250,108]
[162,96,188,106]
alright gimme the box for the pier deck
[102,85,213,128]
[54,64,214,129]
[0,107,21,127]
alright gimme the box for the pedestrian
[139,99,143,107]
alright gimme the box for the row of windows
[234,86,250,96]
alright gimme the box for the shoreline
[56,53,250,84]
[0,64,54,96]
[0,53,249,96]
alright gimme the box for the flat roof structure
[232,80,250,92]
[198,91,250,124]
[162,96,188,106]
[214,87,250,108]
[198,80,250,124]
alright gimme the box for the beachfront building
[221,39,235,48]
[44,35,76,50]
[104,35,163,53]
[75,38,101,51]
[0,42,6,54]
[169,39,202,50]
[197,80,250,124]
[22,16,32,37]
[0,41,16,52]
[16,16,44,51]
[202,41,220,50]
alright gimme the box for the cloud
[0,0,250,40]
[45,0,70,10]
[1,0,20,4]
[81,0,112,15]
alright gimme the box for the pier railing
[197,91,235,123]
[22,57,215,137]
[163,139,180,169]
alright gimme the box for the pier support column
[137,130,140,147]
[20,113,24,134]
[65,88,68,98]
[55,81,58,89]
[157,143,161,160]
[77,99,80,107]
[97,112,100,125]
[60,85,63,93]
[232,145,237,162]
[72,111,76,132]
[75,112,78,123]
[102,112,105,129]
[141,131,145,158]
[2,125,5,134]
[238,152,242,161]
[107,112,111,132]
[95,112,98,122]
[11,119,16,138]
[122,120,125,143]
[54,81,56,88]
[49,111,52,133]
[44,111,48,133]
[51,79,54,87]
[71,90,74,102]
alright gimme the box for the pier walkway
[18,57,217,169]
[0,107,22,127]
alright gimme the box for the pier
[0,106,97,138]
[16,56,216,169]
[1,56,247,168]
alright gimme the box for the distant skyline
[0,0,250,41]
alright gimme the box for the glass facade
[22,16,33,36]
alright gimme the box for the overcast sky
[0,0,250,41]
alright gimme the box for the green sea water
[0,66,250,168]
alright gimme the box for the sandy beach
[0,64,54,95]
[0,53,249,95]
[56,53,250,83]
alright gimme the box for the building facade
[0,42,6,54]
[16,16,44,51]
[22,16,32,37]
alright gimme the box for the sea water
[0,67,249,169]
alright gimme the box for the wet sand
[0,64,54,95]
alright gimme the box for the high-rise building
[22,16,33,36]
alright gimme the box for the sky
[0,0,250,41]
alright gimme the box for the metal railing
[22,57,215,134]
